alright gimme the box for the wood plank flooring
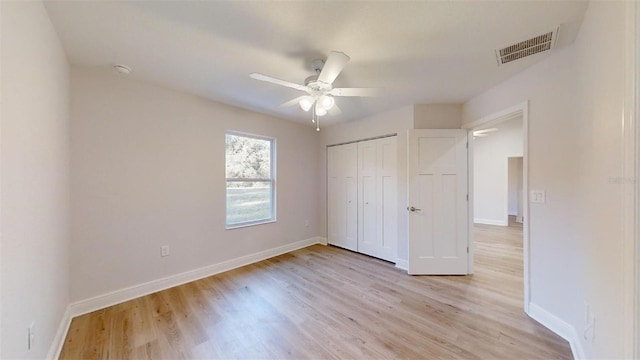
[60,222,571,359]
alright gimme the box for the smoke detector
[495,27,559,66]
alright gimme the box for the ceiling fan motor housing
[304,75,332,92]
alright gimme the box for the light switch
[531,190,546,204]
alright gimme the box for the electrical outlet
[28,322,35,350]
[161,245,170,257]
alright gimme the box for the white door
[408,129,469,275]
[376,137,397,262]
[357,140,378,257]
[357,137,397,262]
[327,143,358,251]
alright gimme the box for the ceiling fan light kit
[315,103,328,116]
[299,96,314,112]
[249,51,381,131]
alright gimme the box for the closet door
[357,140,378,257]
[357,137,397,262]
[376,137,397,262]
[327,143,358,251]
[327,146,340,247]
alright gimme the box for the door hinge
[467,246,469,253]
[466,194,469,201]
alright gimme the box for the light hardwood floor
[60,222,572,359]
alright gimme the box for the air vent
[495,27,559,65]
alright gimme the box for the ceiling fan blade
[318,51,350,84]
[330,87,382,97]
[250,73,309,92]
[328,104,342,116]
[279,96,307,108]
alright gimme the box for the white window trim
[225,130,277,229]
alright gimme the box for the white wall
[473,117,523,226]
[1,1,70,358]
[463,1,626,357]
[414,104,462,129]
[70,67,321,302]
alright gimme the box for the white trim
[473,218,508,226]
[69,237,325,317]
[623,0,640,358]
[467,132,475,274]
[46,306,72,360]
[528,303,584,360]
[467,100,530,313]
[523,102,530,314]
[395,258,408,271]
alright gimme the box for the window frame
[225,130,277,229]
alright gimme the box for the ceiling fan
[250,51,380,131]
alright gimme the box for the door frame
[463,101,530,313]
[624,0,639,357]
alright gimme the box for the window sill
[225,219,276,230]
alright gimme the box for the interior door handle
[407,206,421,212]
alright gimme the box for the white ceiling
[44,1,588,126]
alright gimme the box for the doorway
[464,102,530,312]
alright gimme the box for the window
[225,131,276,228]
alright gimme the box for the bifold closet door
[357,137,397,262]
[327,143,358,251]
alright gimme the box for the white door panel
[327,147,339,246]
[377,137,397,262]
[344,175,358,251]
[358,140,378,257]
[408,130,468,274]
[330,137,397,262]
[327,143,358,251]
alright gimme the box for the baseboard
[46,305,72,360]
[474,218,508,226]
[69,236,325,318]
[395,258,408,271]
[528,302,584,359]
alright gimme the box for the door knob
[407,206,421,212]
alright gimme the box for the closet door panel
[358,140,378,257]
[344,176,358,251]
[327,138,396,260]
[327,146,340,246]
[342,144,358,251]
[377,137,398,262]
